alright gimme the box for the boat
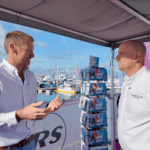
[54,87,76,93]
[106,78,121,94]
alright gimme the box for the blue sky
[0,20,119,75]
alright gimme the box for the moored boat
[54,87,76,94]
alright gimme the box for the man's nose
[115,55,119,61]
[31,52,35,58]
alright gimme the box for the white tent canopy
[0,0,150,48]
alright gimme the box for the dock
[37,87,57,94]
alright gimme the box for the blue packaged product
[79,96,107,113]
[89,129,108,146]
[89,113,107,129]
[90,146,108,150]
[89,83,107,96]
[79,96,88,111]
[81,112,88,127]
[90,55,99,68]
[81,68,107,81]
[81,140,108,150]
[81,127,108,146]
[83,98,88,111]
[81,127,88,145]
[81,82,87,95]
[81,112,107,129]
[81,69,87,81]
[89,98,107,113]
[90,68,107,81]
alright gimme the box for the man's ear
[135,52,141,62]
[9,42,17,54]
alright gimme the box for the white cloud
[63,50,78,56]
[48,55,70,60]
[35,40,48,47]
[62,37,70,50]
[48,50,78,60]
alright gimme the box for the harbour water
[37,91,81,102]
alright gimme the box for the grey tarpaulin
[0,0,150,48]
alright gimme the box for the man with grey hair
[0,31,62,150]
[115,40,150,150]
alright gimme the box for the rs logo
[35,126,63,148]
[34,113,66,149]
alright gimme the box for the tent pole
[111,0,150,26]
[110,44,116,150]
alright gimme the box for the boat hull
[54,88,76,94]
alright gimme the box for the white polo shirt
[0,59,47,147]
[118,66,150,150]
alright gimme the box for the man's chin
[118,66,121,70]
[27,60,30,66]
[118,64,123,70]
[24,63,30,68]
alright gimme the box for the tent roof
[0,0,150,48]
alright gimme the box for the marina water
[37,91,81,102]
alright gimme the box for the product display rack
[79,56,111,150]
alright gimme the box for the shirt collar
[124,66,147,84]
[2,59,29,74]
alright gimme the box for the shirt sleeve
[0,83,18,130]
[0,111,18,130]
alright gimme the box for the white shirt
[0,59,47,147]
[118,66,150,150]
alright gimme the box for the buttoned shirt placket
[14,68,25,107]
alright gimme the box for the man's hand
[45,95,62,114]
[16,95,62,123]
[16,101,47,122]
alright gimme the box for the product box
[89,146,108,150]
[81,82,91,96]
[80,111,107,129]
[89,83,107,96]
[90,55,99,68]
[81,82,89,95]
[81,68,107,81]
[89,129,108,146]
[89,98,107,113]
[79,96,107,113]
[81,140,108,150]
[81,127,108,146]
[90,68,107,81]
[81,126,88,145]
[81,83,107,96]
